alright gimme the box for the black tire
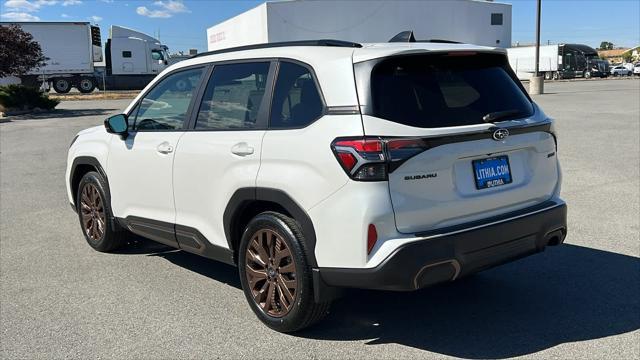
[52,78,71,93]
[552,71,559,80]
[584,70,591,79]
[544,72,551,80]
[77,77,96,93]
[76,171,126,252]
[238,211,330,333]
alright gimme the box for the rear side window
[270,62,323,129]
[368,53,533,128]
[195,62,270,130]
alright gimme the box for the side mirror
[104,114,129,138]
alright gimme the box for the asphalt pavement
[1,79,639,359]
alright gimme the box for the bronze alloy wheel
[245,229,298,317]
[80,183,106,242]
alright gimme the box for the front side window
[367,53,533,128]
[151,50,164,61]
[270,62,323,129]
[195,62,270,130]
[133,67,204,131]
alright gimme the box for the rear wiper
[482,109,523,123]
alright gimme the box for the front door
[107,66,207,227]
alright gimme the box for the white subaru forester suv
[66,39,567,332]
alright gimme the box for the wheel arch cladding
[224,188,318,267]
[70,156,109,206]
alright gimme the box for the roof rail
[192,39,362,58]
[388,30,460,44]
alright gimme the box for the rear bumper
[318,200,567,292]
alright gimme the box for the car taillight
[386,138,430,171]
[331,137,431,181]
[332,138,387,181]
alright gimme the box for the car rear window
[368,53,533,128]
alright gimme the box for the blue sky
[1,0,639,53]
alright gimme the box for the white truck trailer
[206,0,512,51]
[1,22,171,92]
[507,44,610,80]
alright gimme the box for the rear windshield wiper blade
[482,109,523,123]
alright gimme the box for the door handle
[231,142,254,156]
[156,141,174,154]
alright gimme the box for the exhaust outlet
[545,228,566,246]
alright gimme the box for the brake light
[332,138,387,181]
[386,138,430,171]
[331,137,431,181]
[336,152,357,171]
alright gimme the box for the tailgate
[387,129,558,233]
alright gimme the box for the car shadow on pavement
[114,235,176,255]
[120,236,242,288]
[158,250,242,288]
[297,244,640,358]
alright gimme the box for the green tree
[0,25,46,77]
[599,41,614,50]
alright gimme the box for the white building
[207,0,511,51]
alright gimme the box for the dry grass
[48,91,139,101]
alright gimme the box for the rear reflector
[367,224,378,254]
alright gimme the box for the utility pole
[530,0,544,94]
[534,0,541,77]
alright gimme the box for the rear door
[172,61,274,250]
[355,52,559,234]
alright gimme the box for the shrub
[0,84,59,111]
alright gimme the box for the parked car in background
[610,65,631,76]
[633,63,640,76]
[622,62,634,73]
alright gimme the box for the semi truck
[507,44,610,80]
[1,22,171,92]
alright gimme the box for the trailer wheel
[78,77,96,93]
[552,72,559,80]
[53,78,71,93]
[544,72,551,80]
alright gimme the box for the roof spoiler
[388,30,461,44]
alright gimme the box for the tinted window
[491,13,503,25]
[270,62,323,129]
[133,67,204,131]
[122,51,132,58]
[195,62,270,130]
[151,50,164,61]
[369,54,533,128]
